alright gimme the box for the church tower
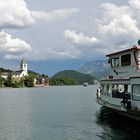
[20,58,28,74]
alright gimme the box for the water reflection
[96,107,140,140]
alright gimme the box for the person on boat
[96,87,101,98]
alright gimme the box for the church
[12,59,28,78]
[2,59,29,79]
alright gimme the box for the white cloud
[0,0,35,29]
[0,0,81,60]
[98,2,140,47]
[2,0,140,61]
[31,8,79,22]
[4,54,20,60]
[100,15,140,37]
[26,46,81,61]
[64,29,98,46]
[45,47,80,59]
[0,0,79,29]
[129,0,140,10]
[0,31,31,59]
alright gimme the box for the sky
[0,0,140,76]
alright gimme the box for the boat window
[132,85,140,101]
[112,84,131,98]
[111,57,119,67]
[102,85,107,95]
[121,54,131,66]
[112,84,119,93]
[118,85,124,93]
[107,85,109,95]
[128,85,131,93]
[102,85,110,96]
[109,85,112,94]
[112,84,119,98]
[118,85,131,93]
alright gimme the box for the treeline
[49,77,77,85]
[0,73,34,88]
[0,68,95,87]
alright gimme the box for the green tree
[0,71,3,87]
[4,73,12,87]
[49,77,77,85]
[11,80,20,88]
[19,78,25,87]
[24,75,34,87]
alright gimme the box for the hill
[52,70,95,85]
[79,60,110,79]
[0,67,13,73]
[28,70,42,77]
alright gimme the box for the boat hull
[97,98,140,121]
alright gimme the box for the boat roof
[106,45,140,57]
[101,78,130,84]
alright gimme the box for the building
[13,58,28,78]
[2,58,28,79]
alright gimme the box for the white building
[2,59,28,79]
[19,58,28,77]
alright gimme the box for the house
[1,72,9,79]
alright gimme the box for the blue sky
[0,0,140,76]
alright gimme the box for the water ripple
[96,107,140,140]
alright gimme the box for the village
[0,59,49,87]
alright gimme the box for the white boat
[96,41,140,121]
[83,82,88,86]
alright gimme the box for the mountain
[52,70,95,85]
[79,60,110,79]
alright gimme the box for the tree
[19,78,25,87]
[24,75,34,87]
[4,73,12,87]
[49,77,77,85]
[12,80,20,88]
[0,71,3,87]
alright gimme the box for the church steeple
[20,58,28,73]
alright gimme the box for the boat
[83,82,88,86]
[96,40,140,121]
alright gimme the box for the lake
[0,85,140,140]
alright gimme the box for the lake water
[0,85,140,140]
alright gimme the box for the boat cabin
[107,45,140,79]
[99,45,140,109]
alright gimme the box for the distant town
[0,59,49,88]
[0,59,96,88]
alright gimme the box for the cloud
[0,0,81,60]
[31,8,79,22]
[0,0,79,29]
[28,46,81,61]
[0,0,35,29]
[2,0,140,61]
[4,54,20,60]
[0,31,31,59]
[98,2,140,46]
[129,0,140,10]
[45,47,80,59]
[64,29,98,46]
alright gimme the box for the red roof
[106,45,140,57]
